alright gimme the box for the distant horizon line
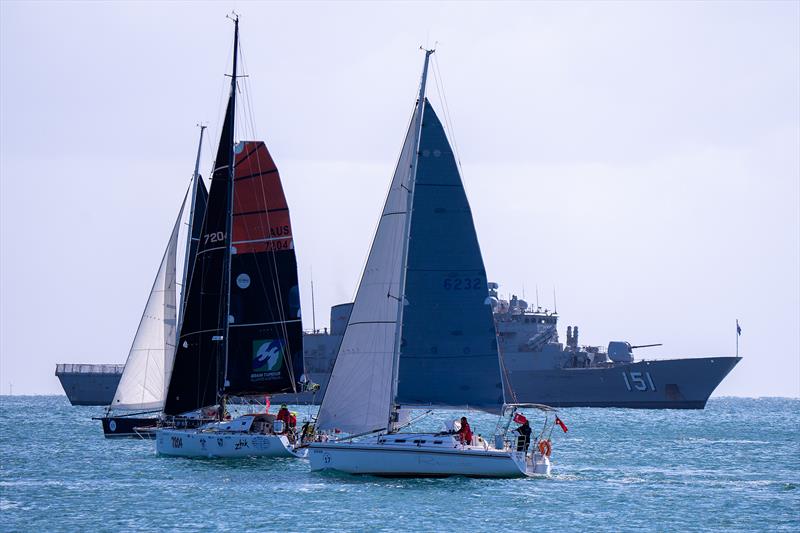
[0,394,797,400]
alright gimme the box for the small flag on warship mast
[736,319,742,357]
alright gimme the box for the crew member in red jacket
[276,404,291,432]
[456,416,473,445]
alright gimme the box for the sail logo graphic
[252,339,284,373]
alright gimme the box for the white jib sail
[315,104,420,434]
[110,199,185,411]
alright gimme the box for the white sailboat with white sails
[307,49,559,477]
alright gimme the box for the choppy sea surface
[0,396,798,532]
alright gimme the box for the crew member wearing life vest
[456,416,473,445]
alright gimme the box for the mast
[219,15,239,415]
[386,48,434,432]
[178,125,206,337]
[311,270,317,333]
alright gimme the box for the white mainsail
[315,106,421,434]
[110,198,185,411]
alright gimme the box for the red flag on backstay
[513,413,528,424]
[264,396,271,413]
[555,416,568,433]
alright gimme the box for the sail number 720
[203,231,225,245]
[622,371,656,392]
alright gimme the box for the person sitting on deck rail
[456,416,473,445]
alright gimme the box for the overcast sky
[1,1,798,397]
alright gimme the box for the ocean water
[0,396,797,532]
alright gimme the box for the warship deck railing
[55,364,125,375]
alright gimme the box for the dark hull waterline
[97,416,158,439]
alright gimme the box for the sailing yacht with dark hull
[97,128,209,439]
[308,50,557,477]
[156,17,305,458]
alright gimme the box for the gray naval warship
[57,284,739,408]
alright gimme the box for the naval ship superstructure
[57,284,738,409]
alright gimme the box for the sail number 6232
[443,277,482,290]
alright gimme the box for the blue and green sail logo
[252,339,284,373]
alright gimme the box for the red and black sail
[225,141,303,396]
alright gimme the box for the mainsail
[110,196,184,411]
[317,55,503,434]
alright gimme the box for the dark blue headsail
[396,100,504,412]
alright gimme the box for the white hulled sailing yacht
[307,50,559,477]
[156,17,307,458]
